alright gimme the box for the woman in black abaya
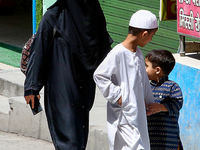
[24,0,113,149]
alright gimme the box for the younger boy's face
[145,58,157,81]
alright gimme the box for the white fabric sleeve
[143,71,155,104]
[93,51,122,104]
[139,54,155,105]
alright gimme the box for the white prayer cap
[129,10,158,29]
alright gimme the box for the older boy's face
[145,58,157,81]
[140,28,158,47]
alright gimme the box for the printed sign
[177,0,200,39]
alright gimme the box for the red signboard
[167,0,177,19]
[177,0,200,39]
[160,0,177,21]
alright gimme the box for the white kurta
[93,43,155,150]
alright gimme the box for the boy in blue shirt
[145,49,183,150]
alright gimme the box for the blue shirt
[147,76,183,150]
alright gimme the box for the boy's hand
[146,110,153,116]
[147,103,168,114]
[117,96,122,106]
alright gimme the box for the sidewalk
[0,130,54,150]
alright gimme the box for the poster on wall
[159,0,176,21]
[177,0,200,39]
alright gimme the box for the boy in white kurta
[93,10,158,150]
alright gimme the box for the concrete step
[0,95,10,114]
[0,69,25,97]
[8,95,52,141]
[0,63,19,71]
[0,95,10,132]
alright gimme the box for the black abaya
[24,0,112,149]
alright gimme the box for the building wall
[99,0,197,56]
[16,0,31,9]
[39,0,197,55]
[99,0,178,55]
[169,60,200,150]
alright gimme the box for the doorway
[0,0,32,48]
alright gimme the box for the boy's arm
[93,51,122,104]
[163,83,183,115]
[148,83,183,115]
[148,103,168,114]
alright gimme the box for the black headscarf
[45,0,112,45]
[44,0,113,75]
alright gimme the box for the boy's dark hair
[128,26,156,35]
[145,49,175,75]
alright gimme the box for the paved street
[0,130,54,150]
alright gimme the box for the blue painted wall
[32,0,36,34]
[169,63,200,150]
